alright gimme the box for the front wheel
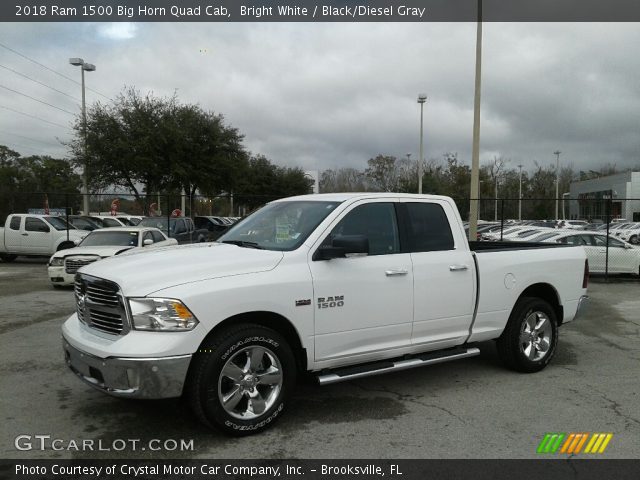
[629,235,638,245]
[497,297,558,373]
[187,324,296,435]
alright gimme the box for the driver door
[309,200,414,365]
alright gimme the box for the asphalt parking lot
[1,259,638,459]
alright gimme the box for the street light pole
[554,150,561,220]
[518,164,523,221]
[69,58,96,215]
[417,94,427,194]
[468,0,483,240]
[494,174,499,222]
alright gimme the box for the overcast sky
[1,22,639,174]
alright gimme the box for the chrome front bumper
[63,337,192,399]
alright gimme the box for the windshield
[79,231,140,247]
[139,217,176,233]
[44,216,74,231]
[532,232,561,241]
[218,201,340,251]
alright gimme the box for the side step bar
[317,347,481,386]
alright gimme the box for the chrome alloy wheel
[217,346,283,420]
[519,311,553,361]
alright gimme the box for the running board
[316,347,481,386]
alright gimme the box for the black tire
[57,242,75,251]
[497,297,558,373]
[0,254,18,262]
[630,235,638,245]
[187,323,296,436]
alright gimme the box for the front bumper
[62,336,192,399]
[48,266,75,286]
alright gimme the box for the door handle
[449,265,469,271]
[21,233,28,236]
[385,269,408,276]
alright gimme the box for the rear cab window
[405,202,454,252]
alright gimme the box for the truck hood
[78,242,284,296]
[51,245,135,259]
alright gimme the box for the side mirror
[315,235,369,261]
[143,238,154,246]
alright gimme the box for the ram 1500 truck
[62,193,589,435]
[1,214,88,262]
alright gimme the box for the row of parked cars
[0,212,242,286]
[466,220,640,276]
[49,215,242,287]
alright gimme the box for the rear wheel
[629,235,638,245]
[187,324,296,435]
[497,297,558,373]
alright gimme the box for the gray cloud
[0,22,638,175]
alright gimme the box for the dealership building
[569,171,640,222]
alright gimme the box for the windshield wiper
[221,240,264,249]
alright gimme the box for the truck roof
[274,193,455,203]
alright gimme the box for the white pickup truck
[0,214,88,262]
[62,193,589,435]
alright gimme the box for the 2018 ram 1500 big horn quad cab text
[62,193,589,434]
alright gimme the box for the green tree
[236,155,313,210]
[365,154,398,192]
[0,147,81,220]
[70,87,246,209]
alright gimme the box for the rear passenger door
[400,200,475,349]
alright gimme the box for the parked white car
[558,220,589,230]
[0,214,88,262]
[616,223,640,245]
[48,227,178,286]
[540,231,640,276]
[90,216,128,228]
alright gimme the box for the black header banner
[2,459,640,480]
[3,0,640,22]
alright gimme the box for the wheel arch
[516,283,564,325]
[197,311,307,372]
[56,240,76,251]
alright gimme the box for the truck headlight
[128,298,199,331]
[50,257,63,266]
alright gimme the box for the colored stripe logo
[537,433,613,454]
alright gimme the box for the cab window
[405,202,454,252]
[327,203,400,256]
[9,217,21,230]
[25,217,48,232]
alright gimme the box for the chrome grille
[74,274,128,335]
[65,257,98,274]
[85,283,119,307]
[89,310,123,334]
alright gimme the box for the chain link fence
[462,197,640,281]
[2,192,639,280]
